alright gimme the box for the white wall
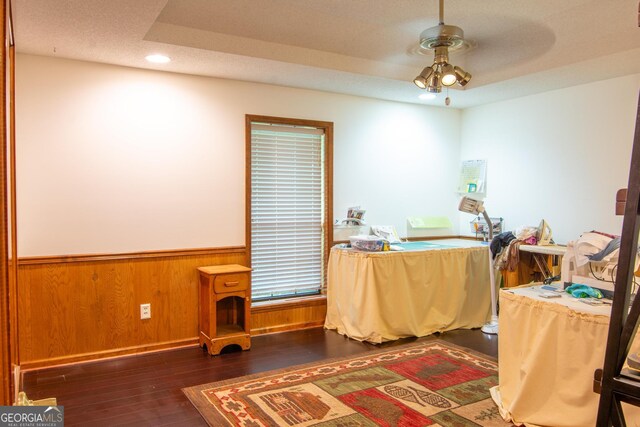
[460,74,640,244]
[16,54,461,256]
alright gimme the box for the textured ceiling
[12,0,640,108]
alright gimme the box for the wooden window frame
[245,115,333,301]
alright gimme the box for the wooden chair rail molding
[16,246,327,369]
[18,246,245,265]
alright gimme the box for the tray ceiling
[12,0,640,108]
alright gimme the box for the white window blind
[250,123,326,301]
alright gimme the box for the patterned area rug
[184,340,511,426]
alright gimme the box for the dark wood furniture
[617,189,627,216]
[596,93,640,425]
[197,264,252,356]
[500,245,565,287]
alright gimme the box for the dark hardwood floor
[22,328,498,426]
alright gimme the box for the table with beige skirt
[492,285,640,426]
[324,239,492,343]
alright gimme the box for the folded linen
[565,283,603,299]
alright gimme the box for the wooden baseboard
[20,338,199,371]
[21,320,328,370]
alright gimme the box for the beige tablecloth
[492,286,640,427]
[324,244,491,343]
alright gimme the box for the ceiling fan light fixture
[414,76,427,89]
[413,66,434,89]
[426,72,442,93]
[440,63,456,86]
[412,0,472,102]
[454,66,472,86]
[433,46,449,64]
[419,24,466,51]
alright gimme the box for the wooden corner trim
[18,246,246,266]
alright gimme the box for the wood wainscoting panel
[251,296,327,335]
[18,248,246,369]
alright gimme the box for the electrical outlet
[140,303,151,320]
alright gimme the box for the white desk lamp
[458,197,499,335]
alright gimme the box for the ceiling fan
[413,0,473,101]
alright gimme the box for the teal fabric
[397,241,450,251]
[565,283,603,299]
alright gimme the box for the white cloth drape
[492,287,640,427]
[324,246,491,343]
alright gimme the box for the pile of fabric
[561,231,622,284]
[490,226,540,271]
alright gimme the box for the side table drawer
[214,273,249,294]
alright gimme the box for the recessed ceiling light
[145,54,171,64]
[419,93,436,100]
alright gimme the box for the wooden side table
[197,264,252,356]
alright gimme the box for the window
[246,115,333,301]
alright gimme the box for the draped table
[492,285,640,426]
[324,239,492,343]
